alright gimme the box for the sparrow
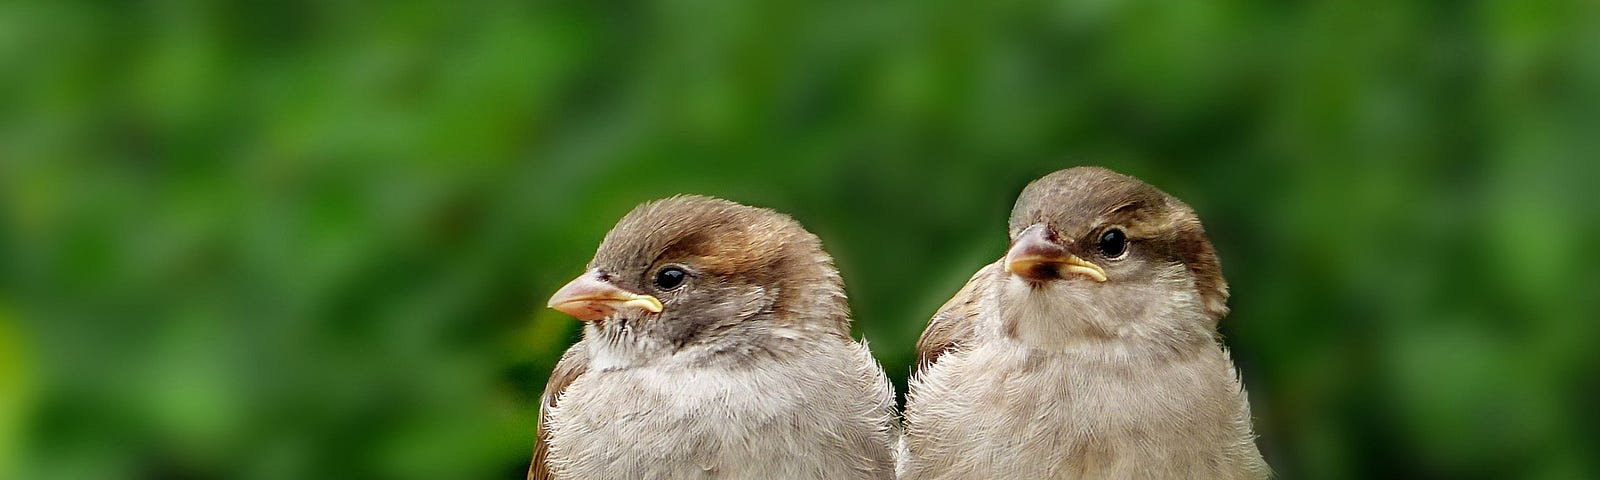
[529,195,898,480]
[901,167,1268,479]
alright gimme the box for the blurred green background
[2,0,1597,478]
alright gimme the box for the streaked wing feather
[528,343,589,480]
[913,262,999,375]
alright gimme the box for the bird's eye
[1097,228,1129,259]
[654,267,687,290]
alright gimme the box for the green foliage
[2,0,1596,478]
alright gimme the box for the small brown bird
[530,195,898,480]
[901,167,1268,479]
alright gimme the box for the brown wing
[914,261,1000,376]
[528,344,589,480]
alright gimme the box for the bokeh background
[3,0,1597,478]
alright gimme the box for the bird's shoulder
[914,261,1001,377]
[528,342,590,480]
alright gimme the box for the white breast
[904,339,1267,480]
[546,340,897,480]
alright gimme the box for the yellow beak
[1003,224,1108,283]
[547,271,664,321]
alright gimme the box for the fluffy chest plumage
[904,340,1265,480]
[545,344,895,480]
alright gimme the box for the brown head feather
[588,195,851,336]
[1011,167,1229,320]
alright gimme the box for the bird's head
[997,166,1229,347]
[547,195,849,368]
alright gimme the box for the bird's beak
[547,271,664,321]
[1004,224,1108,283]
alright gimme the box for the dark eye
[654,267,687,290]
[1097,228,1128,258]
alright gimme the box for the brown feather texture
[528,347,588,480]
[913,264,996,373]
[903,167,1268,479]
[531,195,897,480]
